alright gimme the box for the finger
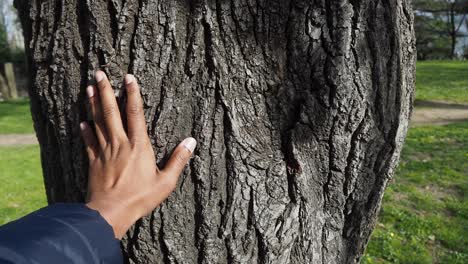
[125,74,148,144]
[160,138,197,188]
[87,85,108,148]
[95,71,127,142]
[80,121,98,161]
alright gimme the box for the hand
[79,71,196,239]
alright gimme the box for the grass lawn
[363,122,468,264]
[0,99,34,134]
[0,145,47,225]
[416,61,468,103]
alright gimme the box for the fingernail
[182,137,197,153]
[95,71,106,82]
[80,122,87,130]
[125,74,135,85]
[86,85,94,98]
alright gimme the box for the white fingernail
[182,137,197,153]
[80,122,87,130]
[125,74,135,85]
[86,86,94,98]
[95,71,106,82]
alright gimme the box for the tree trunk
[14,0,415,263]
[449,5,456,59]
[4,63,18,99]
[0,71,10,100]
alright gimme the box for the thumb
[161,137,197,183]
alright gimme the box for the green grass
[0,145,47,224]
[0,99,34,134]
[363,122,468,264]
[416,61,468,103]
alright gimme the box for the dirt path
[0,134,38,146]
[0,101,466,147]
[411,100,468,126]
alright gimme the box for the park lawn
[0,99,34,134]
[363,122,468,264]
[0,145,47,224]
[416,61,468,103]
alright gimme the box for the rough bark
[14,0,415,263]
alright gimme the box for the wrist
[86,199,139,239]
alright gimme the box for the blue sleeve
[0,203,123,264]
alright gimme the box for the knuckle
[174,152,189,167]
[127,103,142,116]
[110,138,120,149]
[102,105,117,118]
[132,136,150,147]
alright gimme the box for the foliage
[0,99,34,134]
[0,9,25,64]
[0,145,46,225]
[415,15,452,60]
[416,60,468,103]
[413,0,468,59]
[8,47,25,63]
[363,122,468,263]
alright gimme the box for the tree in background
[415,14,452,59]
[14,0,415,263]
[0,17,11,63]
[414,0,468,59]
[0,18,13,99]
[0,0,24,100]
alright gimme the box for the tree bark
[14,0,415,263]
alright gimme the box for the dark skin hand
[80,71,196,239]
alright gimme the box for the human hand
[80,71,196,239]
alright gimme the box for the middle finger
[95,71,127,143]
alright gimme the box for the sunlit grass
[416,61,468,103]
[0,145,46,224]
[364,122,468,264]
[0,99,34,134]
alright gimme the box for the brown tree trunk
[14,0,415,263]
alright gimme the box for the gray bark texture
[14,0,415,263]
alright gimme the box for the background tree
[413,0,468,59]
[0,18,12,99]
[0,20,10,63]
[13,0,415,263]
[0,0,24,99]
[414,14,451,59]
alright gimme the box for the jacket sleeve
[0,203,123,264]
